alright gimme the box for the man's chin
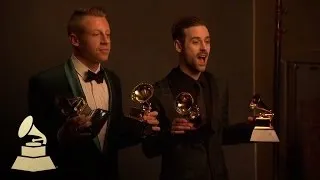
[197,65,207,72]
[98,59,108,63]
[96,56,109,63]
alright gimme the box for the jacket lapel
[64,59,101,150]
[155,78,178,122]
[101,68,113,153]
[64,59,85,98]
[204,73,219,133]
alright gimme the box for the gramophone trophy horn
[129,82,156,137]
[18,118,47,145]
[249,94,279,142]
[129,83,154,120]
[175,92,200,121]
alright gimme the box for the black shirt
[168,67,211,128]
[165,67,213,180]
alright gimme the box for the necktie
[85,70,105,84]
[196,82,207,125]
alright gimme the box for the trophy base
[250,127,280,142]
[90,109,110,136]
[11,156,56,172]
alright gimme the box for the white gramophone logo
[11,115,56,172]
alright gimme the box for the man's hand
[66,114,92,134]
[58,114,92,143]
[171,118,196,134]
[248,116,254,122]
[142,111,160,132]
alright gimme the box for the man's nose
[101,35,110,44]
[200,41,207,50]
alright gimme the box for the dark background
[1,0,319,180]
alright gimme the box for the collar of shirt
[168,66,207,90]
[71,54,101,81]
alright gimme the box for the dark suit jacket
[28,60,143,180]
[142,70,254,180]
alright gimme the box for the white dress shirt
[71,55,109,150]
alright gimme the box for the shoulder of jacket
[30,64,65,82]
[204,71,227,83]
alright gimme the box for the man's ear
[174,40,182,53]
[69,33,80,47]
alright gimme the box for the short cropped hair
[67,7,107,35]
[171,16,207,42]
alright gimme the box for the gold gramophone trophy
[56,96,109,136]
[249,94,279,142]
[129,83,155,136]
[175,92,200,122]
[130,83,154,118]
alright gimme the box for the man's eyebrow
[190,37,201,40]
[190,36,210,40]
